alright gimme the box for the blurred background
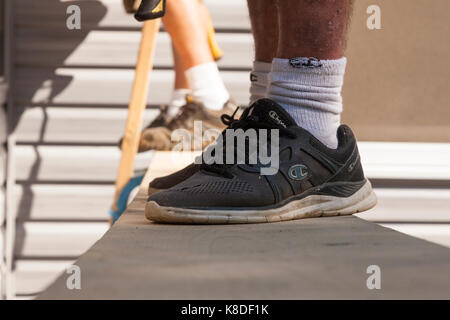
[0,0,449,299]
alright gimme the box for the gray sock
[268,57,347,149]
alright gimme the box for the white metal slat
[377,224,450,248]
[13,259,74,297]
[14,68,251,106]
[359,142,450,180]
[15,106,159,144]
[14,143,450,183]
[15,30,254,69]
[13,185,450,223]
[357,188,450,223]
[15,145,153,182]
[14,184,113,221]
[14,0,251,31]
[14,221,108,258]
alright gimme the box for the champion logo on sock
[250,73,258,82]
[289,57,323,68]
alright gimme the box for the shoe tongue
[246,98,297,128]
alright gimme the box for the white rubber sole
[145,180,377,224]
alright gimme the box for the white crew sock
[185,62,230,110]
[268,57,347,149]
[249,61,271,105]
[167,88,190,118]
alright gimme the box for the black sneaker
[145,98,376,224]
[148,162,200,195]
[147,102,245,195]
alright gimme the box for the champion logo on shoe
[289,57,323,68]
[288,164,308,181]
[268,110,287,128]
[348,154,360,172]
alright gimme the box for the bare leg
[162,0,213,69]
[172,44,189,90]
[246,0,278,103]
[171,0,217,90]
[247,0,278,63]
[275,0,352,59]
[163,0,229,111]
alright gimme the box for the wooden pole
[111,19,160,212]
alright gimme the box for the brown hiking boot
[117,104,171,150]
[138,96,239,152]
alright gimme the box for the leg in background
[163,0,229,110]
[162,0,212,68]
[168,43,190,117]
[197,0,224,60]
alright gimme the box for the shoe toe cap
[147,173,273,208]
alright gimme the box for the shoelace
[201,108,298,178]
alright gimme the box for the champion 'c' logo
[288,164,308,181]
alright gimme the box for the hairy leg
[275,0,353,59]
[247,0,278,63]
[266,0,354,148]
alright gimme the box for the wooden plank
[14,222,108,259]
[39,192,450,299]
[14,260,74,297]
[112,18,160,213]
[15,106,159,144]
[15,30,253,69]
[14,68,250,106]
[15,145,153,182]
[14,0,250,31]
[14,184,113,221]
